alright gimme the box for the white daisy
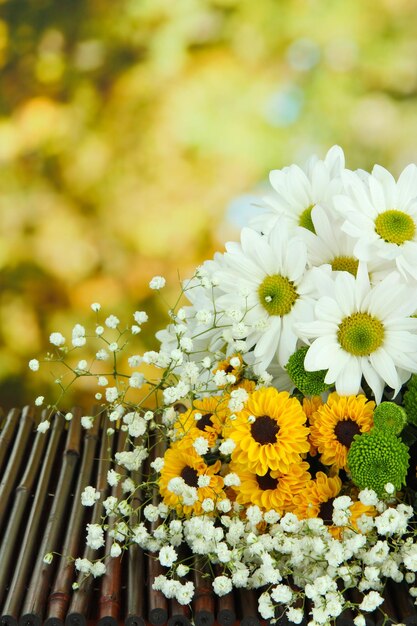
[214,224,316,372]
[297,263,417,403]
[250,145,346,235]
[335,164,417,281]
[302,205,388,279]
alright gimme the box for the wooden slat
[66,415,112,626]
[0,408,20,475]
[0,423,49,609]
[1,413,64,625]
[45,410,101,626]
[19,410,83,626]
[125,467,145,626]
[0,406,35,531]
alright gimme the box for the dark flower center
[180,466,199,487]
[256,471,279,491]
[318,497,335,524]
[251,415,279,445]
[334,418,361,447]
[197,413,213,431]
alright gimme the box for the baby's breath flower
[35,396,44,406]
[105,387,119,403]
[98,376,108,386]
[72,324,86,347]
[49,332,66,346]
[105,315,120,329]
[43,552,54,564]
[95,326,104,336]
[65,412,73,421]
[90,562,106,577]
[109,342,118,352]
[81,486,100,506]
[29,359,40,371]
[159,545,177,567]
[129,372,145,389]
[134,311,148,324]
[110,543,122,558]
[131,325,141,334]
[91,302,101,312]
[107,469,121,486]
[37,420,50,433]
[150,457,164,472]
[81,416,94,429]
[149,276,166,290]
[128,355,142,367]
[96,348,109,361]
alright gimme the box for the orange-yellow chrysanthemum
[173,395,229,448]
[158,442,225,517]
[229,388,310,476]
[230,460,311,513]
[292,471,342,522]
[309,392,375,470]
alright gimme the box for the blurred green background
[1,0,417,408]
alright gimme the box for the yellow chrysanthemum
[229,388,310,476]
[230,461,311,513]
[303,395,324,423]
[173,395,229,447]
[292,471,342,522]
[309,392,375,470]
[158,442,225,517]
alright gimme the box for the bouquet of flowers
[31,146,417,626]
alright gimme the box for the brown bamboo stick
[193,559,215,626]
[1,413,64,624]
[236,588,260,626]
[390,581,417,625]
[0,406,35,531]
[45,410,102,626]
[214,566,235,626]
[97,429,128,626]
[168,598,192,626]
[125,467,145,626]
[148,433,168,626]
[19,410,83,626]
[0,408,20,475]
[66,414,112,626]
[0,422,49,609]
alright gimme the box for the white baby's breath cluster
[30,149,417,625]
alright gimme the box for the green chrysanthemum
[285,346,329,396]
[373,402,407,435]
[403,375,417,427]
[347,430,409,497]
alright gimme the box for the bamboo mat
[0,407,416,626]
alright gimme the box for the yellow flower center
[337,312,385,356]
[258,275,298,316]
[299,204,315,232]
[331,255,359,276]
[251,415,279,445]
[374,209,416,245]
